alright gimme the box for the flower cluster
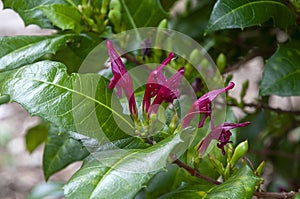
[106,40,250,155]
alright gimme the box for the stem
[253,191,296,199]
[228,102,300,115]
[122,53,142,65]
[172,158,221,185]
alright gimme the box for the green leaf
[27,181,64,199]
[2,0,79,28]
[137,164,210,199]
[0,61,133,142]
[260,40,300,96]
[157,184,213,199]
[43,127,89,180]
[0,34,78,72]
[39,4,83,32]
[25,123,48,153]
[121,0,169,29]
[206,0,295,33]
[52,33,101,73]
[204,166,261,198]
[64,133,183,199]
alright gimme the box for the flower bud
[108,10,122,31]
[0,94,10,105]
[216,53,226,72]
[229,140,248,167]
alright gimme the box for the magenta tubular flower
[182,82,235,128]
[142,53,175,113]
[198,122,251,155]
[106,40,137,116]
[148,67,184,114]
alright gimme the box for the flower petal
[182,82,235,128]
[143,52,175,113]
[148,67,184,114]
[198,122,250,155]
[106,40,137,116]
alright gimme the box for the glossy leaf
[204,166,261,198]
[0,34,78,72]
[64,133,183,199]
[121,0,169,29]
[0,61,133,142]
[25,123,48,153]
[206,0,295,33]
[137,164,211,199]
[39,4,83,32]
[157,184,213,199]
[2,0,80,28]
[260,40,300,96]
[43,127,89,180]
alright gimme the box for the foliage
[1,0,300,198]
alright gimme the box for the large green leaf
[204,166,261,198]
[121,0,169,29]
[0,34,78,72]
[43,126,89,180]
[2,0,80,28]
[206,0,295,33]
[64,133,183,199]
[39,4,83,32]
[260,40,300,96]
[0,61,133,142]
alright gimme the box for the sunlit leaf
[64,133,183,199]
[0,61,133,142]
[0,34,79,72]
[204,165,261,198]
[39,4,83,32]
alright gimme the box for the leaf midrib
[22,76,134,129]
[207,0,289,30]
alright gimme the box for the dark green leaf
[121,0,168,29]
[52,33,101,73]
[43,127,89,180]
[0,61,133,142]
[260,40,300,96]
[204,165,261,198]
[0,34,78,72]
[2,0,80,28]
[206,0,295,33]
[39,4,83,32]
[25,123,48,153]
[64,133,183,199]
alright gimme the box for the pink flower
[148,67,184,114]
[198,122,251,155]
[142,53,174,113]
[106,40,137,116]
[182,82,235,128]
